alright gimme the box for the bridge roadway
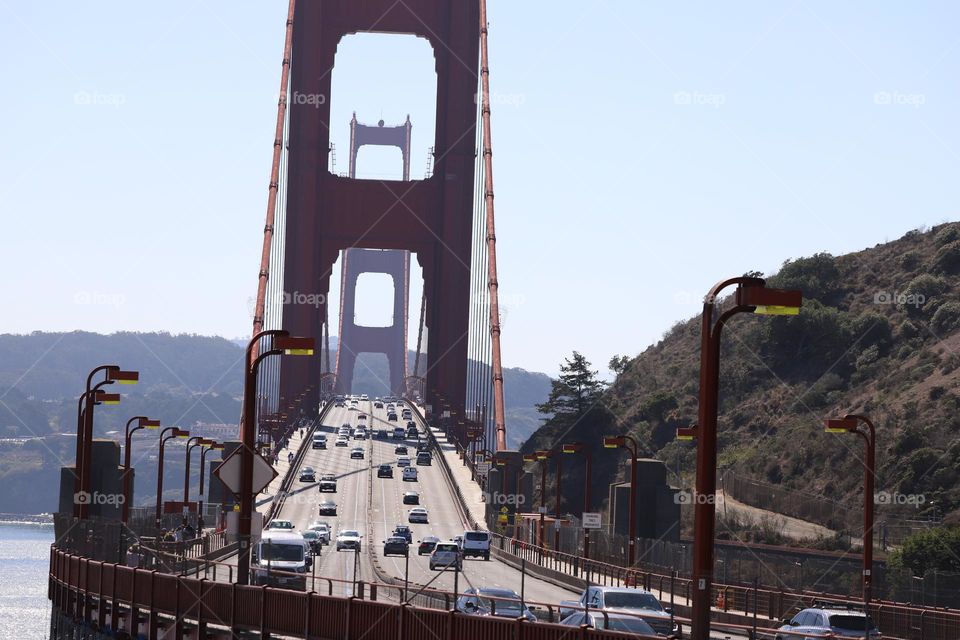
[273,398,577,610]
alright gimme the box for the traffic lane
[366,420,575,608]
[276,403,371,594]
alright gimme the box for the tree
[889,526,960,575]
[609,355,631,377]
[537,351,606,424]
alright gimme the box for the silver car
[429,541,462,571]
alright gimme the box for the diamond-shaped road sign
[213,448,278,496]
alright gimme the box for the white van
[461,530,491,560]
[252,531,312,589]
[402,467,418,482]
[311,434,327,449]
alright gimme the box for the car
[383,536,409,557]
[264,519,295,531]
[318,500,337,516]
[406,420,417,430]
[307,522,331,544]
[394,445,408,455]
[397,456,411,467]
[299,467,316,483]
[418,536,440,555]
[374,401,384,409]
[416,451,432,466]
[417,442,431,453]
[559,587,676,636]
[560,612,657,635]
[456,587,537,622]
[408,507,428,523]
[360,394,368,401]
[461,530,491,560]
[302,530,323,554]
[392,525,413,543]
[392,427,405,439]
[311,434,327,449]
[335,436,349,447]
[402,491,420,505]
[376,429,388,439]
[336,529,362,551]
[406,427,418,439]
[318,475,337,492]
[353,429,366,440]
[377,464,394,478]
[387,413,398,421]
[776,605,880,640]
[429,541,462,571]
[402,467,418,482]
[334,401,345,408]
[348,405,358,411]
[350,447,365,459]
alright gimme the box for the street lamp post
[562,442,593,559]
[825,415,877,614]
[689,277,801,640]
[156,427,189,529]
[535,450,553,548]
[122,416,160,524]
[183,437,213,525]
[602,435,639,566]
[198,442,224,530]
[238,330,314,585]
[74,380,115,517]
[79,367,138,519]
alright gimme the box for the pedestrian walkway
[422,412,487,529]
[256,421,311,518]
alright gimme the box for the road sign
[500,506,509,514]
[582,512,602,529]
[538,506,547,514]
[213,449,278,496]
[554,520,562,530]
[476,462,491,474]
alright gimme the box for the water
[0,521,53,640]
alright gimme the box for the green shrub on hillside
[902,274,949,317]
[932,302,960,335]
[932,241,960,275]
[899,250,922,271]
[933,224,960,247]
[768,252,841,302]
[889,526,960,575]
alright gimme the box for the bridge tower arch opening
[277,1,482,434]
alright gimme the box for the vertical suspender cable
[478,0,508,452]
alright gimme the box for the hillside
[523,223,960,532]
[0,331,549,512]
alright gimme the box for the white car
[397,456,411,467]
[264,519,295,532]
[402,467,418,482]
[336,529,362,551]
[335,436,349,447]
[353,429,366,440]
[408,507,428,523]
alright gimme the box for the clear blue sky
[1,1,957,377]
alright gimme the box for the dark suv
[377,464,393,478]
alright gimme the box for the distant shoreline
[0,513,54,525]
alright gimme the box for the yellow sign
[498,514,508,523]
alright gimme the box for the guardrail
[49,546,679,639]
